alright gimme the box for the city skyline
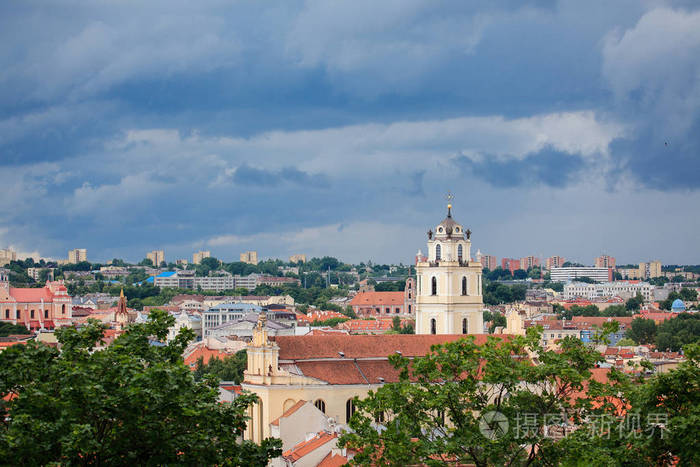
[1,2,699,264]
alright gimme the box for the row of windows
[4,308,61,319]
[429,276,473,296]
[430,318,469,334]
[312,398,356,423]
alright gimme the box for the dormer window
[438,227,443,233]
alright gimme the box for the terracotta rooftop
[270,400,307,426]
[273,334,499,361]
[349,291,404,307]
[184,344,230,367]
[318,451,349,467]
[7,287,54,302]
[283,431,338,462]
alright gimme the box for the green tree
[615,337,636,346]
[626,317,657,345]
[340,328,630,466]
[193,350,248,384]
[0,322,31,337]
[679,288,698,302]
[625,293,644,311]
[0,310,281,465]
[655,313,700,351]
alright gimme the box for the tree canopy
[0,310,280,465]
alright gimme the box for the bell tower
[414,201,484,335]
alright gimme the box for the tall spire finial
[445,191,454,217]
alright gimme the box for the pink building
[0,269,72,330]
[501,258,521,275]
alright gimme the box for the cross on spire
[445,191,454,217]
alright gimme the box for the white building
[550,267,611,283]
[563,281,653,301]
[68,248,87,264]
[415,203,484,335]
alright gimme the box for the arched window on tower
[462,318,467,334]
[431,277,437,295]
[462,276,467,296]
[430,318,437,335]
[458,244,463,262]
[435,244,441,261]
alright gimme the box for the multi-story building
[192,251,210,265]
[638,261,662,279]
[0,268,72,329]
[545,256,565,270]
[146,250,165,267]
[68,249,87,264]
[201,303,263,336]
[289,254,306,264]
[594,255,616,268]
[501,258,521,275]
[550,267,612,283]
[475,250,498,270]
[27,267,55,281]
[520,256,540,270]
[152,270,300,292]
[99,266,129,278]
[240,251,258,265]
[175,259,189,267]
[415,204,484,334]
[563,281,653,301]
[0,248,17,267]
[616,267,640,279]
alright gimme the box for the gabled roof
[8,287,53,303]
[318,451,349,467]
[270,400,307,426]
[283,431,337,462]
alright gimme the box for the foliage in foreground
[340,327,700,466]
[0,310,281,465]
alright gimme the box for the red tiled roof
[283,431,337,462]
[0,341,27,348]
[184,345,230,367]
[274,334,500,361]
[349,291,404,307]
[570,316,634,327]
[318,451,349,467]
[8,287,53,302]
[270,400,307,426]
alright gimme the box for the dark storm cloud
[454,146,586,188]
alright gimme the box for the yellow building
[241,313,493,443]
[414,204,484,335]
[192,250,210,265]
[638,260,662,279]
[289,254,306,264]
[68,248,87,264]
[146,250,165,266]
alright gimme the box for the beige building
[0,248,17,267]
[415,204,484,335]
[639,261,662,279]
[289,254,306,264]
[68,248,87,264]
[475,250,498,270]
[146,250,165,266]
[192,250,211,265]
[241,250,258,265]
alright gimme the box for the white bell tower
[414,201,484,335]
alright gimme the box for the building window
[462,277,467,296]
[462,318,467,334]
[431,318,436,335]
[385,307,390,314]
[30,310,35,319]
[408,305,411,313]
[314,399,326,414]
[435,244,441,261]
[61,304,66,314]
[4,309,8,319]
[431,277,437,295]
[458,244,463,261]
[375,411,385,423]
[346,399,355,423]
[16,310,20,319]
[44,309,49,319]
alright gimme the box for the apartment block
[545,256,565,270]
[240,251,258,265]
[520,256,540,270]
[638,261,662,279]
[68,249,87,264]
[475,250,498,270]
[146,250,165,267]
[594,255,616,268]
[192,250,211,265]
[289,254,307,263]
[563,281,652,301]
[501,258,521,274]
[0,248,17,266]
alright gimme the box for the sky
[1,0,699,265]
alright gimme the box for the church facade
[415,204,485,335]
